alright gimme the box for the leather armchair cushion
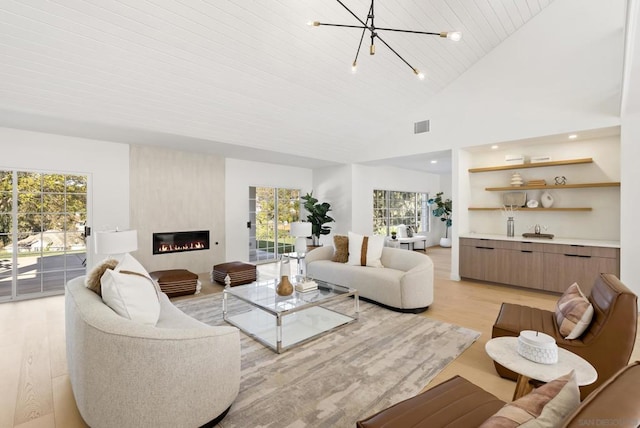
[356,375,505,428]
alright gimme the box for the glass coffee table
[222,279,359,353]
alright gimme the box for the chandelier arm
[315,22,366,30]
[335,0,370,28]
[353,23,368,65]
[373,27,441,36]
[375,34,417,73]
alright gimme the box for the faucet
[534,224,541,234]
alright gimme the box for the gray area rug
[174,293,480,428]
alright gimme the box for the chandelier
[308,0,462,79]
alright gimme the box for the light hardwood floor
[1,248,638,427]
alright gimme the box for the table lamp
[290,222,312,255]
[95,229,138,258]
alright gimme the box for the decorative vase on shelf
[541,191,554,208]
[510,172,524,187]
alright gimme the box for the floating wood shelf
[469,158,593,173]
[468,207,593,211]
[485,182,620,191]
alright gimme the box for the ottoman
[212,261,257,286]
[150,269,200,298]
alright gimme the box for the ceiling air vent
[414,120,430,134]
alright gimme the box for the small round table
[485,336,598,400]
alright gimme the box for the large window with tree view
[0,171,87,301]
[373,190,429,236]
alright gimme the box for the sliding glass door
[0,170,88,301]
[249,187,300,263]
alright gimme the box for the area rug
[174,293,480,428]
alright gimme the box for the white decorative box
[531,156,552,163]
[517,330,558,364]
[505,154,526,165]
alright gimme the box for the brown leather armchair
[492,273,637,399]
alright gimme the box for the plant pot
[440,237,452,248]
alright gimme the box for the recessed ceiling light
[430,160,438,164]
[568,134,578,139]
[491,145,499,149]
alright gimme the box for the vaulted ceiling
[0,0,628,171]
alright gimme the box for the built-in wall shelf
[468,158,593,173]
[468,207,592,211]
[485,182,620,191]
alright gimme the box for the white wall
[620,115,640,307]
[0,127,129,269]
[350,164,442,246]
[462,137,620,240]
[225,159,313,262]
[312,165,352,246]
[363,0,625,161]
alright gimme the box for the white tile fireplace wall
[129,145,225,274]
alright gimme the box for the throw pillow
[479,370,579,428]
[347,231,384,268]
[332,235,349,263]
[406,226,414,237]
[555,282,594,339]
[101,269,161,325]
[85,258,118,296]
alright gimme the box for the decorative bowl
[517,330,558,364]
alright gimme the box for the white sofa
[306,246,434,312]
[65,276,240,428]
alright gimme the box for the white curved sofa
[306,246,434,313]
[65,276,240,428]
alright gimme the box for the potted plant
[390,230,397,240]
[301,192,334,246]
[428,192,452,247]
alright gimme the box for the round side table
[485,336,597,400]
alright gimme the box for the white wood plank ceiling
[0,0,555,165]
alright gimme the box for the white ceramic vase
[440,237,452,248]
[541,191,554,208]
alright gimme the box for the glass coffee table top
[223,278,359,353]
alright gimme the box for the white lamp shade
[95,230,138,255]
[290,222,312,255]
[290,222,312,237]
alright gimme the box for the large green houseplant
[301,192,334,246]
[428,192,452,247]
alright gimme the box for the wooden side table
[485,336,597,400]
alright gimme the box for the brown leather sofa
[356,361,640,427]
[492,273,637,399]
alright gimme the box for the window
[249,187,300,263]
[373,190,429,235]
[0,170,88,301]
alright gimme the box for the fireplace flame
[157,241,206,253]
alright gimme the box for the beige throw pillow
[555,282,594,339]
[347,232,384,268]
[85,258,119,296]
[332,235,349,263]
[480,371,579,427]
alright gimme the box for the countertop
[459,233,620,248]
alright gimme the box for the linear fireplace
[152,230,210,255]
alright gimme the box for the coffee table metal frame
[485,336,598,399]
[222,279,359,353]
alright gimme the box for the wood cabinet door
[498,249,544,289]
[542,253,620,294]
[459,244,499,282]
